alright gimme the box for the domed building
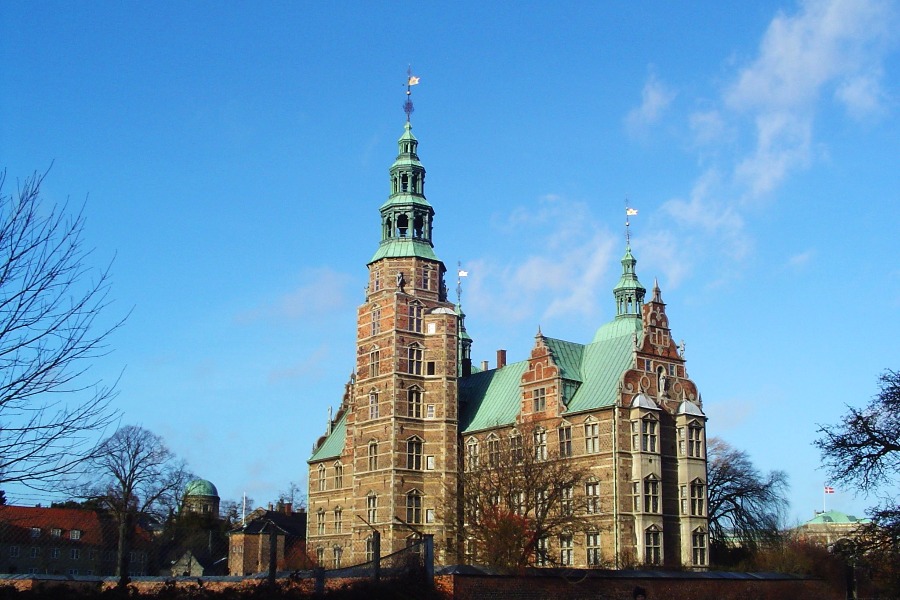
[182,478,220,517]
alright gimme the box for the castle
[306,110,708,570]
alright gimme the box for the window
[407,344,423,375]
[466,438,479,470]
[9,545,19,558]
[420,267,431,291]
[68,569,78,576]
[334,463,343,488]
[51,528,62,538]
[559,534,573,566]
[408,387,422,418]
[561,485,574,516]
[535,489,548,516]
[29,527,40,539]
[680,485,687,515]
[406,490,422,524]
[644,358,651,371]
[332,546,342,569]
[367,495,377,523]
[317,510,325,535]
[632,481,640,512]
[585,480,600,514]
[510,432,524,463]
[407,437,423,470]
[408,302,423,333]
[692,529,707,565]
[368,441,378,471]
[51,547,60,559]
[586,532,601,566]
[678,427,686,456]
[534,428,547,461]
[690,480,705,516]
[426,404,435,418]
[30,547,39,558]
[318,465,326,491]
[644,476,660,513]
[365,536,376,562]
[487,435,500,467]
[511,491,526,515]
[371,306,381,336]
[369,347,380,377]
[534,537,548,566]
[641,418,658,452]
[645,527,661,565]
[688,423,704,458]
[334,508,343,533]
[532,387,546,412]
[70,548,80,560]
[368,390,379,419]
[558,425,572,457]
[316,547,325,565]
[584,420,599,454]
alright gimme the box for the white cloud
[835,72,886,119]
[786,249,816,269]
[234,267,353,324]
[625,72,677,136]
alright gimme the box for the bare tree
[278,481,306,509]
[88,425,191,584]
[706,437,789,560]
[448,425,592,571]
[0,170,123,488]
[816,370,900,594]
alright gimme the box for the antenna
[404,65,420,121]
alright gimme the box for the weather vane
[404,65,420,121]
[625,198,638,247]
[456,261,468,306]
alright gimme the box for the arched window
[558,423,572,457]
[406,490,422,524]
[533,428,547,461]
[368,440,378,471]
[690,479,705,516]
[368,389,379,420]
[688,421,704,458]
[333,462,343,489]
[408,301,423,333]
[584,417,599,454]
[643,475,660,513]
[644,525,662,565]
[407,343,423,375]
[370,306,381,336]
[509,431,523,463]
[365,535,377,563]
[366,494,377,523]
[486,434,500,467]
[692,528,707,565]
[369,346,380,377]
[317,465,326,492]
[585,478,600,513]
[406,436,423,470]
[333,507,343,533]
[633,416,658,452]
[316,509,325,535]
[408,387,422,418]
[466,438,479,470]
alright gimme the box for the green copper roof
[308,411,347,463]
[459,361,528,433]
[803,510,870,525]
[592,313,642,344]
[185,479,219,497]
[566,323,639,413]
[379,193,432,210]
[370,239,439,263]
[544,337,584,381]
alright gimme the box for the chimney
[462,357,472,377]
[497,349,507,369]
[284,502,292,515]
[481,360,489,371]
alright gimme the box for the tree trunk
[116,512,133,588]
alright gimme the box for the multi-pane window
[561,485,574,516]
[318,465,326,491]
[644,477,660,513]
[51,529,61,538]
[408,303,423,333]
[69,530,81,541]
[487,436,500,467]
[692,529,707,565]
[680,485,688,515]
[642,419,658,452]
[420,267,431,291]
[535,490,548,516]
[30,547,39,558]
[532,387,546,412]
[511,491,525,515]
[584,421,599,454]
[406,491,422,524]
[51,547,60,559]
[371,306,381,336]
[367,495,377,523]
[585,480,600,514]
[586,531,601,566]
[334,463,343,488]
[369,391,379,419]
[408,388,422,418]
[535,537,549,566]
[688,424,704,458]
[368,441,378,471]
[29,527,40,538]
[317,510,325,535]
[558,425,572,457]
[533,429,547,461]
[632,482,641,512]
[334,508,343,533]
[9,546,19,558]
[645,527,661,565]
[691,480,705,516]
[316,547,325,565]
[373,270,381,292]
[510,433,524,463]
[369,348,380,377]
[332,546,342,569]
[407,344,423,375]
[366,536,376,563]
[71,548,79,559]
[559,534,574,566]
[407,438,423,470]
[466,439,479,470]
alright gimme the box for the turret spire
[613,206,646,318]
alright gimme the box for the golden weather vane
[404,65,420,121]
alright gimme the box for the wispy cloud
[625,71,677,137]
[786,249,816,269]
[234,267,354,324]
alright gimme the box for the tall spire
[369,71,438,264]
[613,205,646,318]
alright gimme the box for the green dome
[185,478,219,498]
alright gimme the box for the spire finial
[625,199,638,248]
[456,262,468,305]
[404,65,420,122]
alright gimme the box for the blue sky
[2,0,898,524]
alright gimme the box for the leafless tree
[88,425,191,585]
[0,170,124,488]
[706,437,789,559]
[447,425,593,571]
[278,481,306,509]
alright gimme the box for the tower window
[371,306,381,336]
[408,303,423,333]
[532,387,546,412]
[407,344,423,375]
[401,173,409,192]
[643,476,660,513]
[558,425,572,457]
[691,480,705,516]
[369,390,379,420]
[533,428,547,461]
[688,423,704,458]
[586,531,601,566]
[406,490,422,524]
[585,480,600,513]
[692,529,707,565]
[407,437,423,470]
[367,495,377,523]
[584,420,599,454]
[645,527,662,565]
[408,388,422,418]
[368,441,378,471]
[397,214,409,237]
[487,435,500,467]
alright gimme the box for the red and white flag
[824,486,835,494]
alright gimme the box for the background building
[307,115,709,569]
[227,502,310,575]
